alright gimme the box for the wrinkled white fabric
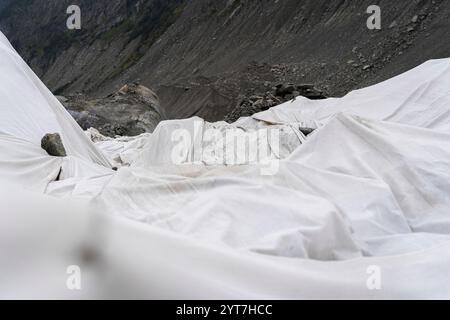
[97,115,450,260]
[130,117,304,168]
[2,186,450,299]
[0,133,62,192]
[1,28,450,299]
[0,32,110,167]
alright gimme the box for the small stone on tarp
[41,133,67,157]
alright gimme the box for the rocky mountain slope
[1,0,449,123]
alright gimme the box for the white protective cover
[1,30,450,299]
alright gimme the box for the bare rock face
[41,133,67,157]
[61,83,164,137]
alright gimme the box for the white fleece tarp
[3,186,450,299]
[1,29,450,298]
[95,115,450,261]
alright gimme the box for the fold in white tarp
[3,185,450,299]
[290,114,450,235]
[1,29,450,299]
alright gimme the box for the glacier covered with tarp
[1,31,450,299]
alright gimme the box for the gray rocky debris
[60,83,163,137]
[41,133,67,157]
[389,21,398,28]
[225,82,326,123]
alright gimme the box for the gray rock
[275,84,296,96]
[225,82,327,123]
[299,127,315,136]
[296,84,315,90]
[41,133,67,157]
[389,21,398,28]
[253,99,266,108]
[249,95,263,102]
[63,84,163,137]
[55,95,68,103]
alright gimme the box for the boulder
[299,127,315,136]
[41,133,67,157]
[60,83,163,137]
[275,84,296,96]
